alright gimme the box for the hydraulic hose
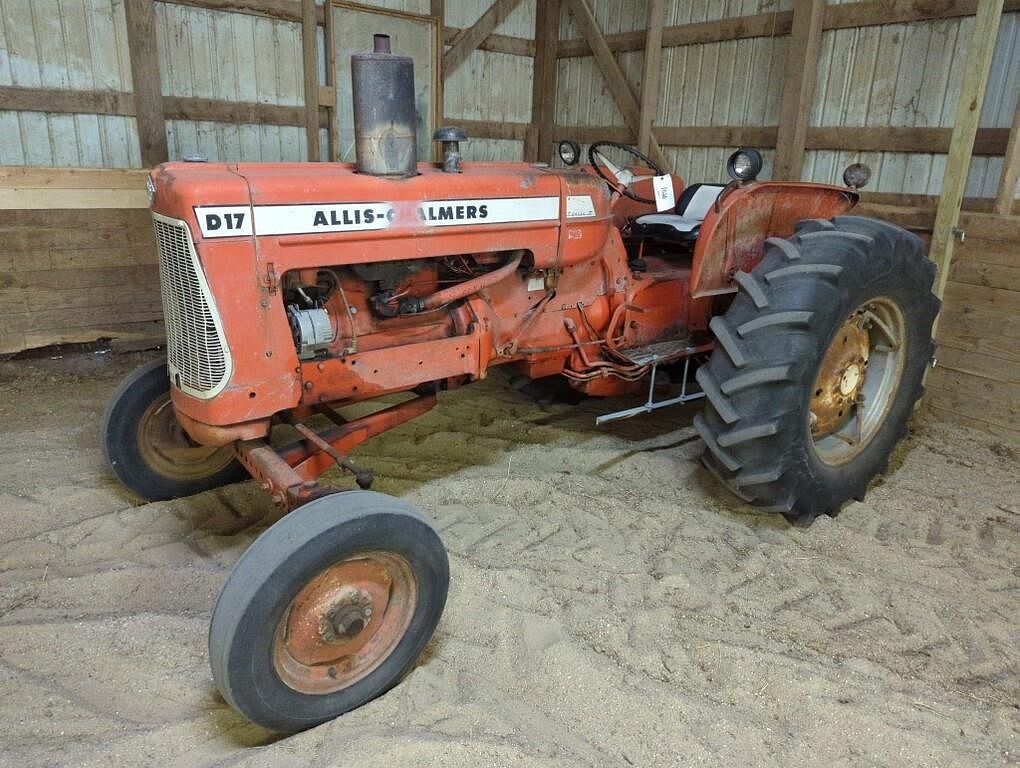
[374,250,526,316]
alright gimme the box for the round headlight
[727,148,763,182]
[842,162,871,189]
[145,176,156,205]
[558,139,581,166]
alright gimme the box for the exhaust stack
[351,34,417,177]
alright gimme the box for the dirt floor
[0,349,1017,768]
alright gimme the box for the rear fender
[690,182,858,297]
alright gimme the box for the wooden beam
[807,126,1009,155]
[994,100,1020,215]
[824,0,1020,30]
[930,0,1005,309]
[556,0,1020,58]
[524,0,560,162]
[564,0,667,168]
[773,0,825,180]
[0,86,135,116]
[163,97,305,126]
[124,0,169,167]
[637,0,666,156]
[301,0,320,161]
[158,0,303,22]
[443,0,526,76]
[558,10,794,57]
[453,118,530,141]
[442,26,535,57]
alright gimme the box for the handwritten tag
[652,175,675,212]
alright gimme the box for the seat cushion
[631,183,725,243]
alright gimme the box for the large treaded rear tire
[694,216,940,524]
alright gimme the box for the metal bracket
[595,355,705,425]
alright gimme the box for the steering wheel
[588,141,669,204]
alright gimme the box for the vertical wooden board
[60,0,92,89]
[20,113,54,165]
[239,123,261,160]
[85,0,123,90]
[33,2,70,88]
[233,13,259,103]
[2,0,42,87]
[0,113,26,164]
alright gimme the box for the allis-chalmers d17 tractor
[103,36,938,732]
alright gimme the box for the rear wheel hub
[810,297,907,465]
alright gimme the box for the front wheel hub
[273,551,417,694]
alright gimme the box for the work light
[558,139,581,166]
[726,148,763,182]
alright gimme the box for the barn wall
[926,215,1020,442]
[0,0,536,166]
[0,0,538,355]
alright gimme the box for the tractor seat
[631,183,726,243]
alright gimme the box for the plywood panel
[0,207,162,354]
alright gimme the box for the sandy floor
[0,350,1017,767]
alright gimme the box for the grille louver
[153,215,232,397]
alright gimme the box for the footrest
[616,339,697,366]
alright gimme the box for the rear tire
[102,359,245,500]
[209,491,449,732]
[695,217,939,524]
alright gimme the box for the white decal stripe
[418,196,560,227]
[254,203,393,236]
[197,196,564,238]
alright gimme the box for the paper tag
[652,175,675,212]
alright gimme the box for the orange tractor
[103,36,939,732]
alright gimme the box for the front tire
[102,359,245,500]
[208,491,450,733]
[695,217,939,524]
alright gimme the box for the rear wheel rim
[136,395,235,479]
[809,297,907,465]
[272,552,417,695]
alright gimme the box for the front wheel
[695,216,940,524]
[208,491,449,732]
[102,359,246,500]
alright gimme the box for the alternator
[287,305,333,359]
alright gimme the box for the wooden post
[123,0,168,167]
[994,100,1020,215]
[637,0,665,156]
[301,0,320,161]
[564,0,667,168]
[930,0,1005,310]
[773,0,825,180]
[525,0,559,162]
[443,0,526,76]
[432,0,445,127]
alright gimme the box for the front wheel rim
[136,395,235,479]
[272,552,418,695]
[809,297,907,465]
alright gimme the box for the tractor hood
[149,161,611,243]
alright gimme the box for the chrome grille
[153,215,231,397]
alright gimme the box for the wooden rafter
[930,0,1006,308]
[994,100,1020,215]
[637,0,666,156]
[443,0,526,76]
[524,0,560,162]
[774,0,825,180]
[564,0,667,168]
